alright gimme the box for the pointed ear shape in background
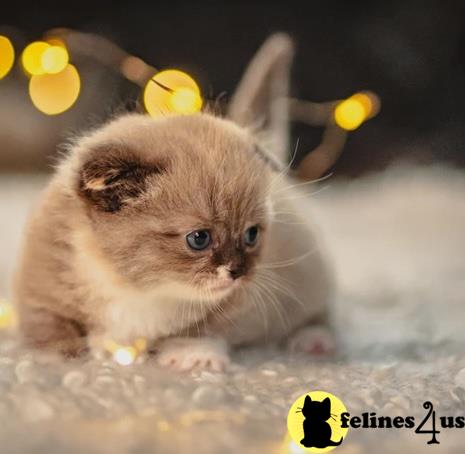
[304,395,312,405]
[78,145,164,212]
[227,33,294,165]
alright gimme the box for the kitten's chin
[196,280,238,303]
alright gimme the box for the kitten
[13,112,334,369]
[14,33,337,370]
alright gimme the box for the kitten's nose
[228,266,244,280]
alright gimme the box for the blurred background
[1,0,465,175]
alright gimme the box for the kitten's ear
[228,33,294,165]
[77,145,164,212]
[304,395,312,404]
[322,397,331,409]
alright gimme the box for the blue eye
[244,225,259,247]
[186,230,211,251]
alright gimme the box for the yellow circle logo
[287,391,349,453]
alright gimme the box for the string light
[143,69,203,117]
[334,92,377,131]
[29,64,80,115]
[170,87,203,114]
[104,337,148,366]
[21,41,50,75]
[0,35,15,79]
[113,346,138,366]
[41,45,69,74]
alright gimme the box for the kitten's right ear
[77,145,164,213]
[228,33,294,165]
[304,395,312,404]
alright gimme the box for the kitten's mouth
[206,280,236,293]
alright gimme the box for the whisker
[266,138,301,194]
[259,247,318,270]
[272,172,333,196]
[273,184,331,202]
[256,270,307,311]
[253,277,290,331]
[248,282,270,337]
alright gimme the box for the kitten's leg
[19,307,88,357]
[287,325,336,356]
[155,337,230,372]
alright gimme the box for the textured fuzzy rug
[0,165,464,454]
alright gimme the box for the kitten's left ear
[304,395,312,404]
[322,397,331,408]
[77,144,164,212]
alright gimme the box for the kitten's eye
[244,225,259,247]
[186,230,211,251]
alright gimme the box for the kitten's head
[72,113,273,302]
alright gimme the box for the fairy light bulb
[113,346,137,366]
[334,92,378,131]
[22,41,50,76]
[41,45,69,74]
[104,337,148,365]
[143,69,203,117]
[0,35,15,79]
[29,64,80,115]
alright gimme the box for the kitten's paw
[156,337,230,372]
[287,325,336,356]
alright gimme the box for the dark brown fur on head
[74,113,272,298]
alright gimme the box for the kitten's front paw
[287,325,336,356]
[156,337,230,372]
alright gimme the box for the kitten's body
[13,112,333,367]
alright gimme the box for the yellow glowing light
[134,337,148,352]
[46,38,66,48]
[29,64,80,115]
[0,36,15,79]
[113,346,137,366]
[143,69,203,117]
[170,87,203,114]
[352,92,373,117]
[22,41,50,75]
[0,300,16,329]
[104,336,147,365]
[334,96,367,131]
[41,45,69,74]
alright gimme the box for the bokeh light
[334,92,376,131]
[41,45,69,74]
[351,92,373,117]
[0,35,15,79]
[21,41,50,75]
[144,69,203,117]
[334,96,366,131]
[104,337,147,365]
[113,346,137,366]
[0,300,16,329]
[170,87,203,114]
[29,64,80,115]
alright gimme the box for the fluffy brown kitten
[13,112,333,369]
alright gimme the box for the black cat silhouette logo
[287,391,349,453]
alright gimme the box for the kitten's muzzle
[227,266,244,281]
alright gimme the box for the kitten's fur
[13,34,334,369]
